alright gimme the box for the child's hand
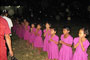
[50,39,53,41]
[60,40,62,44]
[9,50,14,57]
[48,40,50,43]
[79,38,82,43]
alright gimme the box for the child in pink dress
[43,23,51,52]
[59,26,73,60]
[24,21,30,41]
[73,27,89,60]
[48,28,59,60]
[29,24,36,48]
[34,24,43,54]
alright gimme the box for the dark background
[0,0,90,24]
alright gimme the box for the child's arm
[74,38,80,48]
[37,30,42,36]
[74,42,79,48]
[5,34,13,57]
[79,40,85,51]
[44,32,47,37]
[31,28,32,32]
[50,39,58,44]
[60,40,72,47]
[29,29,31,32]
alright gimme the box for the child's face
[24,19,27,22]
[37,25,41,29]
[51,29,56,35]
[79,29,86,38]
[46,23,50,28]
[31,24,35,28]
[26,22,29,26]
[63,29,69,35]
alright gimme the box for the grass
[8,23,90,60]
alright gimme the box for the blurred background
[0,0,90,23]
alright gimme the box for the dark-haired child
[43,22,51,52]
[29,24,36,48]
[73,27,89,60]
[48,28,59,60]
[59,26,73,60]
[34,24,43,54]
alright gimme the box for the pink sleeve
[43,29,46,33]
[39,30,42,36]
[28,26,30,30]
[68,36,73,45]
[74,38,78,45]
[56,36,59,42]
[84,40,89,50]
[33,28,36,32]
[60,34,63,41]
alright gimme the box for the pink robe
[34,29,43,48]
[24,26,31,40]
[29,28,36,43]
[43,29,51,52]
[73,37,89,60]
[48,35,59,59]
[59,34,73,60]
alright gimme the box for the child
[43,23,51,52]
[59,26,73,60]
[48,28,59,60]
[24,21,31,47]
[29,24,36,48]
[73,27,89,60]
[34,24,43,54]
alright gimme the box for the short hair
[63,26,71,31]
[50,27,56,31]
[80,27,89,36]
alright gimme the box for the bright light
[67,17,71,21]
[17,5,20,8]
[8,5,11,7]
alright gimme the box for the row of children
[12,19,89,60]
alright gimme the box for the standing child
[43,23,51,52]
[29,24,36,48]
[24,21,30,40]
[24,21,31,47]
[48,28,59,60]
[34,24,43,54]
[73,27,89,60]
[59,26,73,60]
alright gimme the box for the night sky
[0,0,90,22]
